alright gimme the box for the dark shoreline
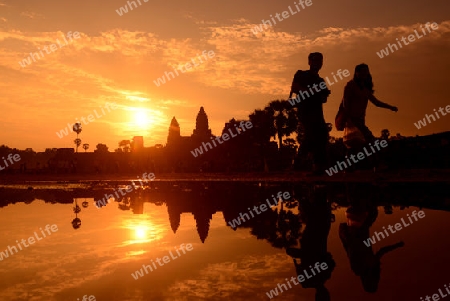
[0,169,449,185]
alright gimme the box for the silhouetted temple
[167,203,213,243]
[167,106,213,147]
[192,107,212,139]
[1,103,449,174]
[166,107,216,171]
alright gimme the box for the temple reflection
[1,181,450,300]
[1,182,449,248]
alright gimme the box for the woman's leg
[352,119,374,142]
[351,119,377,171]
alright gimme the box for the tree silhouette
[327,123,333,133]
[95,143,109,153]
[74,138,81,152]
[266,100,297,149]
[73,122,82,153]
[265,208,303,249]
[119,140,131,152]
[283,138,298,151]
[327,123,336,143]
[82,143,89,153]
[381,129,390,140]
[249,108,275,146]
[248,109,276,171]
[295,122,306,145]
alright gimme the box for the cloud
[20,11,45,19]
[194,20,450,95]
[0,18,449,149]
[166,254,293,299]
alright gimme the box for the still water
[0,181,449,301]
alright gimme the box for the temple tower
[167,116,181,146]
[192,107,212,139]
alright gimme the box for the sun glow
[133,109,152,128]
[135,225,148,240]
[122,106,167,138]
[121,217,164,248]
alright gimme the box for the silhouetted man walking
[289,52,330,175]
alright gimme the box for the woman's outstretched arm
[375,241,405,259]
[369,94,398,112]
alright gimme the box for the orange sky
[0,0,449,151]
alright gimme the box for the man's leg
[310,122,328,174]
[316,124,329,173]
[296,120,313,171]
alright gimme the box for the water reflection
[286,185,335,301]
[72,199,82,229]
[122,217,164,248]
[339,184,404,293]
[0,181,449,300]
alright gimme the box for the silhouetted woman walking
[341,64,398,171]
[343,64,398,142]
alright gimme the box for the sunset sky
[0,0,449,151]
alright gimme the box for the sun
[132,109,152,129]
[135,226,148,240]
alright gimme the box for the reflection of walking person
[286,185,335,301]
[339,205,404,293]
[289,52,331,175]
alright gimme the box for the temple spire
[192,107,212,138]
[167,116,180,145]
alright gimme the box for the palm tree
[266,100,298,149]
[82,143,89,152]
[73,122,82,153]
[74,138,82,152]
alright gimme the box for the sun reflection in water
[121,216,165,258]
[135,225,148,240]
